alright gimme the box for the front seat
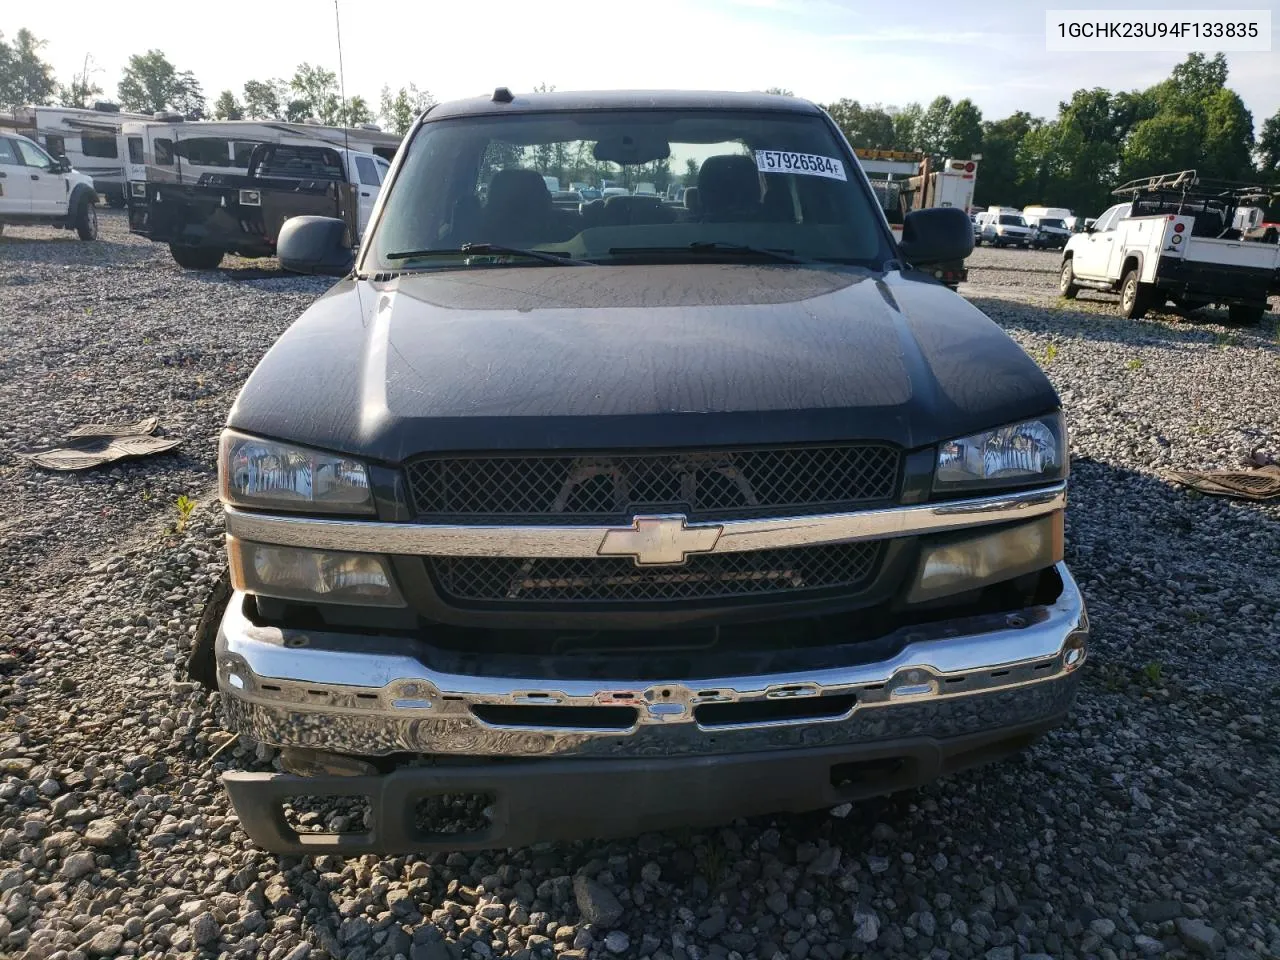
[480,168,558,243]
[696,155,763,221]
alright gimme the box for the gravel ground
[2,217,1280,960]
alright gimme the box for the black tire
[1227,304,1265,326]
[1058,259,1079,299]
[1119,268,1150,319]
[74,199,98,241]
[169,244,225,270]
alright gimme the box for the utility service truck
[1060,170,1280,324]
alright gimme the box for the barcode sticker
[755,150,847,181]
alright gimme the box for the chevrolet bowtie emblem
[597,514,723,566]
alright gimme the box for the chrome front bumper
[216,563,1089,761]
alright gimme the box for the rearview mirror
[593,134,671,166]
[277,216,354,277]
[898,207,974,267]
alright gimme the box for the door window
[128,137,144,163]
[0,138,18,165]
[374,157,391,182]
[15,139,54,169]
[1093,204,1125,232]
[154,138,174,165]
[355,155,380,186]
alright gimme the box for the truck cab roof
[426,89,824,122]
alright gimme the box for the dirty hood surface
[229,263,1058,462]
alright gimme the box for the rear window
[82,135,118,159]
[369,108,890,271]
[127,137,144,163]
[998,215,1025,226]
[256,145,345,179]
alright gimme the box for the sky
[14,0,1280,128]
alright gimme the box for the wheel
[1058,259,1079,299]
[1227,304,1265,326]
[74,200,98,241]
[169,244,225,270]
[1119,269,1150,319]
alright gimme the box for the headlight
[935,412,1066,491]
[228,536,404,606]
[219,429,374,514]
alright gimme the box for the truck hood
[228,263,1059,462]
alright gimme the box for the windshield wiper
[383,243,592,266]
[608,241,810,264]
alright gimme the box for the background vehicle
[0,132,99,239]
[856,148,972,287]
[120,118,400,221]
[633,181,657,195]
[1060,170,1280,323]
[132,141,388,269]
[542,175,561,193]
[1,103,153,208]
[1234,200,1280,243]
[205,88,1086,855]
[551,189,583,210]
[976,210,1034,248]
[1024,214,1071,249]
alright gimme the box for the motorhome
[0,103,155,206]
[119,118,401,214]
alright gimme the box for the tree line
[0,29,435,136]
[3,30,1278,217]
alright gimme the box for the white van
[974,210,1034,248]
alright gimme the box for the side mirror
[277,216,354,277]
[898,207,974,267]
[53,156,72,173]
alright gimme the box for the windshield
[998,215,1026,226]
[366,109,890,270]
[1040,218,1066,228]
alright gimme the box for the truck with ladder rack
[855,148,977,289]
[1060,170,1280,324]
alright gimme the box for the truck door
[0,138,34,214]
[15,138,69,216]
[353,154,381,235]
[1073,203,1123,278]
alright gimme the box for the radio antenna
[334,0,351,158]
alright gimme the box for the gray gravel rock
[572,874,623,927]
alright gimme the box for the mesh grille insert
[407,445,901,521]
[428,542,882,606]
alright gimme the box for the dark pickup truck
[131,141,385,270]
[198,88,1088,854]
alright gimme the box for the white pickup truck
[1060,171,1280,324]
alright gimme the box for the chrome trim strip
[224,483,1066,559]
[215,562,1087,758]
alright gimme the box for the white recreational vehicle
[0,103,155,206]
[119,118,401,202]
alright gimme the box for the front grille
[428,542,882,606]
[407,445,901,521]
